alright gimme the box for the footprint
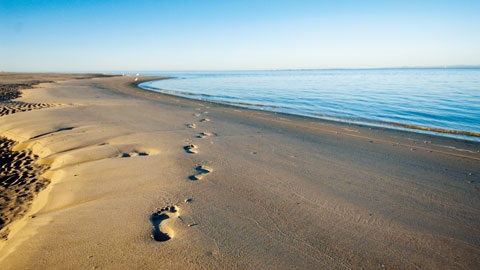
[186,123,196,129]
[189,165,212,180]
[119,150,149,158]
[183,144,198,154]
[199,118,210,123]
[193,113,201,117]
[150,206,178,242]
[197,132,212,139]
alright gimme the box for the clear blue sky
[1,0,479,72]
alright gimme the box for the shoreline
[0,74,479,269]
[139,74,480,143]
[137,81,480,161]
[142,82,480,142]
[134,78,480,164]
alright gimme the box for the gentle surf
[140,68,480,141]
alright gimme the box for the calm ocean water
[139,69,480,141]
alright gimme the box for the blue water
[139,69,480,141]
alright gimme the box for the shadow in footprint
[150,206,177,242]
[196,132,212,139]
[150,213,170,241]
[189,165,212,181]
[120,151,149,158]
[183,144,198,154]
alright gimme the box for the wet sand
[0,74,479,269]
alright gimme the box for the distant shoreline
[5,65,479,74]
[118,65,480,73]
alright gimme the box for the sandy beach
[0,74,479,269]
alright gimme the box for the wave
[140,85,282,109]
[140,86,214,98]
[311,113,480,138]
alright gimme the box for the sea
[138,68,480,141]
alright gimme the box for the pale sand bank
[0,73,118,234]
[0,74,479,269]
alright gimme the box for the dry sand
[0,73,117,236]
[0,74,479,269]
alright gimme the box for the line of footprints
[150,109,213,242]
[185,111,213,181]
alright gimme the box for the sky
[1,0,479,72]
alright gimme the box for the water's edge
[139,78,480,143]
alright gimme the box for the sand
[0,73,117,236]
[0,73,479,269]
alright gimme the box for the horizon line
[3,65,480,74]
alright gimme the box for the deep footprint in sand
[183,144,198,154]
[119,150,149,158]
[186,123,196,129]
[189,165,212,180]
[199,118,210,123]
[197,132,212,139]
[150,206,178,242]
